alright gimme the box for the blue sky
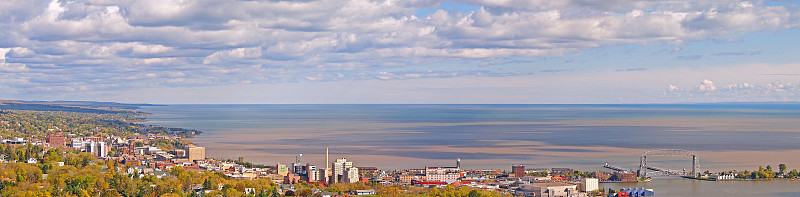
[1,0,800,104]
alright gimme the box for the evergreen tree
[271,187,281,197]
[203,179,213,190]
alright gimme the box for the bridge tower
[692,154,699,177]
[639,149,699,178]
[638,155,647,178]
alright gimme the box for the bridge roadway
[642,165,693,177]
[603,163,694,178]
[603,163,627,171]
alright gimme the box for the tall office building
[580,178,599,192]
[306,165,319,182]
[332,158,353,183]
[344,167,360,183]
[277,163,289,176]
[293,154,304,174]
[82,140,107,158]
[321,168,331,183]
[97,142,107,158]
[513,164,526,178]
[187,145,206,162]
[87,140,98,155]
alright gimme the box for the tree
[766,165,773,172]
[789,169,799,178]
[779,164,787,174]
[297,188,312,197]
[203,179,214,190]
[468,190,482,197]
[271,187,281,197]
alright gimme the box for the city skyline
[2,0,800,104]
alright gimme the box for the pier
[604,163,627,172]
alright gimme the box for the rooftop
[526,182,576,188]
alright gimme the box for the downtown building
[46,133,67,147]
[331,158,359,183]
[71,137,107,158]
[425,158,462,182]
[186,144,206,162]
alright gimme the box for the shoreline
[137,104,800,173]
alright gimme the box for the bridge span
[638,149,699,178]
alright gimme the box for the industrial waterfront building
[579,178,598,192]
[517,182,577,197]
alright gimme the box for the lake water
[140,104,800,196]
[600,178,800,197]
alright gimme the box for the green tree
[788,169,799,178]
[203,179,214,190]
[297,187,313,196]
[779,164,787,174]
[468,190,482,197]
[271,187,281,197]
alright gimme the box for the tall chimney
[457,158,461,169]
[325,147,329,170]
[325,147,331,182]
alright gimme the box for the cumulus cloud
[667,84,679,92]
[697,79,717,92]
[0,48,10,61]
[2,0,800,99]
[0,62,29,72]
[0,47,31,72]
[666,79,800,102]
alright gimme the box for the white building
[84,140,107,158]
[580,177,598,192]
[425,167,461,182]
[711,174,736,180]
[355,190,375,195]
[332,158,353,183]
[308,168,320,182]
[344,167,360,183]
[518,182,577,197]
[72,138,84,150]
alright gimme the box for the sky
[1,0,800,104]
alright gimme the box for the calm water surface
[140,104,800,196]
[601,179,800,197]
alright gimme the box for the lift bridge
[638,149,699,178]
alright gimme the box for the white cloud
[203,47,263,64]
[667,84,679,92]
[0,48,10,61]
[141,57,178,65]
[2,0,800,102]
[0,62,29,72]
[697,79,717,92]
[126,0,194,24]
